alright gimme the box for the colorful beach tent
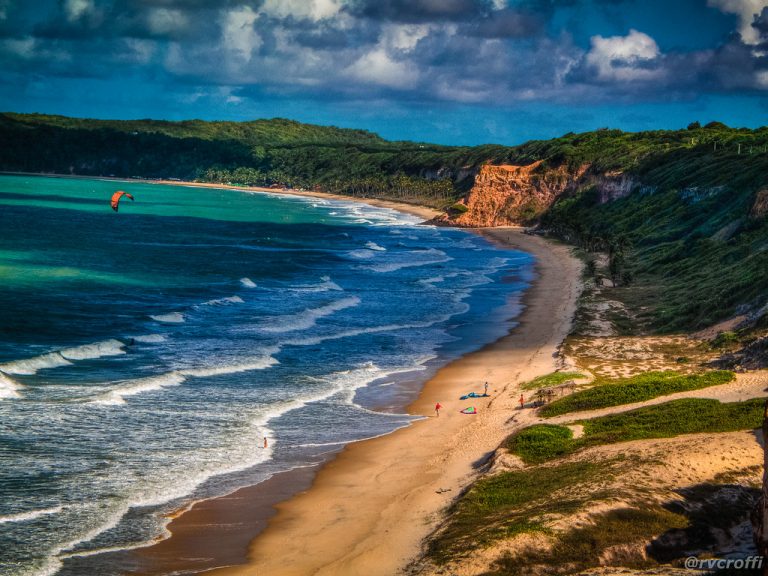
[460,406,477,414]
[111,190,134,212]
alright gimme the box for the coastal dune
[198,228,582,576]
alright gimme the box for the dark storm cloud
[1,0,767,111]
[466,8,543,39]
[346,0,495,23]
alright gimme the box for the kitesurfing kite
[111,191,134,212]
[460,392,490,400]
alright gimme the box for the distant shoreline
[0,171,443,222]
[151,179,444,222]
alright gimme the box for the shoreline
[0,171,442,222]
[150,179,444,222]
[127,224,582,575]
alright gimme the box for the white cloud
[3,36,35,58]
[259,0,342,21]
[345,48,417,89]
[147,8,188,36]
[586,29,661,81]
[383,24,431,52]
[120,39,156,64]
[64,0,93,22]
[221,6,261,64]
[708,0,768,44]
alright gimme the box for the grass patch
[521,371,587,390]
[508,398,764,464]
[427,460,609,564]
[540,370,734,417]
[506,424,574,464]
[487,506,688,575]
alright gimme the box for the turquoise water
[0,175,533,575]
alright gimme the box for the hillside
[1,113,767,333]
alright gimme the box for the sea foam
[130,334,167,344]
[59,339,126,361]
[150,312,185,323]
[200,295,244,306]
[261,296,361,334]
[367,248,452,273]
[0,351,72,375]
[290,275,343,292]
[90,372,187,405]
[0,506,64,525]
[0,371,22,399]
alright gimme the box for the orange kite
[111,190,134,212]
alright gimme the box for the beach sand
[152,180,444,222]
[129,221,583,576]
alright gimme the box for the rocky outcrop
[593,172,638,203]
[751,189,768,219]
[434,161,589,227]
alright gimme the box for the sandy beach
[128,218,582,575]
[152,180,444,222]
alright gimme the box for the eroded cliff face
[433,161,587,227]
[751,188,768,219]
[432,161,641,227]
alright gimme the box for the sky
[1,0,768,145]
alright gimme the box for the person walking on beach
[484,381,489,395]
[435,402,442,417]
[263,437,268,449]
[519,394,525,409]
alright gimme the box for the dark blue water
[0,175,533,575]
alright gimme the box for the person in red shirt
[519,394,525,409]
[435,402,442,417]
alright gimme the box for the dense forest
[1,112,767,332]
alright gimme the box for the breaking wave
[60,339,126,361]
[0,371,22,399]
[150,312,185,324]
[260,296,361,333]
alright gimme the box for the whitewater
[0,175,533,576]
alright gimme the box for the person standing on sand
[519,394,525,409]
[435,402,442,417]
[263,437,268,449]
[484,381,489,395]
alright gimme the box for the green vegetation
[508,398,764,464]
[539,370,734,417]
[521,371,586,390]
[506,424,574,463]
[712,331,740,349]
[427,460,609,564]
[3,114,768,330]
[487,506,688,576]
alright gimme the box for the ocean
[0,175,534,575]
